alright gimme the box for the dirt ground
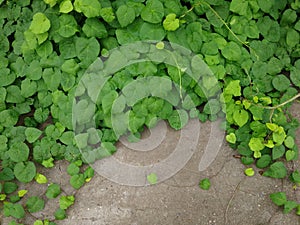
[2,103,300,225]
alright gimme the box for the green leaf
[284,136,295,149]
[141,0,164,24]
[272,75,290,92]
[226,133,236,144]
[75,37,100,68]
[59,131,75,146]
[70,174,85,189]
[233,109,249,127]
[230,0,251,18]
[0,109,19,127]
[46,183,61,199]
[285,150,296,161]
[272,127,286,145]
[34,220,44,225]
[224,80,241,97]
[168,109,189,130]
[35,173,48,184]
[8,142,29,162]
[0,168,15,181]
[244,168,255,177]
[21,79,37,98]
[163,13,180,31]
[256,155,271,169]
[58,14,78,38]
[290,170,300,184]
[263,162,287,179]
[4,203,25,219]
[116,4,136,27]
[59,195,75,210]
[221,42,242,61]
[3,182,18,194]
[25,127,42,143]
[54,208,66,220]
[59,0,73,13]
[29,13,51,34]
[74,0,101,18]
[203,99,221,115]
[26,196,45,213]
[287,29,300,48]
[14,162,36,183]
[283,201,298,214]
[67,163,80,176]
[6,85,25,103]
[100,7,115,23]
[270,192,287,206]
[248,137,265,151]
[82,18,107,38]
[61,60,79,77]
[199,178,211,190]
[140,22,166,40]
[290,67,300,88]
[147,173,157,185]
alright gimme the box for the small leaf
[163,13,180,31]
[18,190,28,198]
[233,109,249,127]
[244,168,255,177]
[284,136,295,149]
[199,178,211,190]
[70,174,85,189]
[54,208,67,220]
[256,155,271,169]
[116,4,135,27]
[141,0,164,24]
[59,195,75,210]
[35,173,48,184]
[283,201,298,214]
[270,192,287,206]
[46,183,61,199]
[26,196,45,213]
[14,162,36,183]
[67,163,80,176]
[25,127,42,143]
[249,137,265,151]
[4,182,18,194]
[263,162,287,179]
[226,133,236,144]
[285,150,296,161]
[29,13,51,34]
[59,0,73,13]
[147,173,157,185]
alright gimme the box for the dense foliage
[0,0,300,223]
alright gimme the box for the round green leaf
[26,196,45,213]
[70,174,85,189]
[244,168,255,177]
[8,142,29,162]
[25,127,42,143]
[163,13,180,31]
[116,4,136,27]
[46,183,61,199]
[199,178,211,190]
[29,13,51,34]
[141,0,164,24]
[256,154,272,169]
[272,75,290,92]
[14,162,36,183]
[59,0,73,13]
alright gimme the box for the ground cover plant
[0,0,300,223]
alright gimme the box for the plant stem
[264,93,300,110]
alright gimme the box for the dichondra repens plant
[0,0,300,223]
